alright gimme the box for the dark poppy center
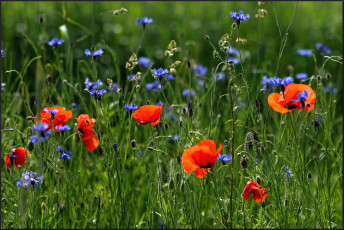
[200,163,212,168]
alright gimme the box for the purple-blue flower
[291,90,309,103]
[48,38,64,46]
[124,103,138,111]
[55,146,73,160]
[226,57,240,65]
[182,89,195,97]
[217,154,232,163]
[157,101,163,106]
[168,134,179,143]
[280,76,294,86]
[296,73,308,80]
[128,74,141,81]
[153,68,169,79]
[16,171,44,188]
[214,72,225,81]
[1,83,6,92]
[230,10,250,22]
[297,49,312,56]
[324,83,338,94]
[1,49,4,57]
[283,166,292,176]
[136,17,153,29]
[138,57,151,68]
[192,64,208,76]
[158,221,164,228]
[146,80,161,91]
[84,78,103,91]
[30,123,51,143]
[44,108,59,115]
[167,74,175,80]
[70,102,80,109]
[312,117,323,132]
[55,125,71,132]
[261,76,293,91]
[110,82,119,92]
[316,43,331,54]
[90,88,107,100]
[85,48,104,57]
[226,46,240,56]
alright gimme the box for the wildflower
[132,105,163,126]
[181,139,223,178]
[236,101,246,109]
[217,154,232,164]
[283,166,292,176]
[243,180,267,203]
[55,124,71,132]
[146,80,161,91]
[89,88,107,100]
[109,82,119,92]
[76,114,99,152]
[85,48,104,57]
[296,73,308,80]
[157,101,163,106]
[226,57,240,65]
[36,106,73,132]
[70,102,80,109]
[261,76,294,92]
[182,89,195,97]
[1,49,4,57]
[214,72,225,81]
[192,64,208,76]
[136,17,153,29]
[124,103,139,111]
[297,49,312,56]
[167,74,175,80]
[1,83,6,92]
[84,78,103,91]
[268,83,316,113]
[16,171,44,188]
[225,46,239,56]
[168,134,179,143]
[312,117,323,131]
[138,150,143,156]
[48,38,64,47]
[55,146,73,160]
[152,68,169,80]
[316,43,331,54]
[230,10,250,26]
[127,74,141,81]
[30,123,51,143]
[158,221,164,229]
[137,57,151,68]
[324,83,338,94]
[113,143,118,152]
[4,147,30,168]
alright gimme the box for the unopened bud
[187,60,191,68]
[157,121,162,128]
[131,140,137,148]
[256,176,261,185]
[307,171,312,179]
[326,73,331,79]
[164,123,169,129]
[239,73,243,77]
[147,147,154,151]
[204,35,210,41]
[317,75,322,80]
[240,155,248,170]
[146,100,150,105]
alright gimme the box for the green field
[1,1,343,229]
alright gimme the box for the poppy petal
[268,92,291,113]
[194,168,209,178]
[181,148,199,174]
[132,105,163,125]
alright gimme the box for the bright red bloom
[243,180,267,203]
[36,106,73,132]
[4,147,30,168]
[181,140,223,178]
[132,105,163,126]
[268,83,316,113]
[76,114,99,152]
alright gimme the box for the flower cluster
[55,146,73,160]
[261,76,294,92]
[16,171,44,188]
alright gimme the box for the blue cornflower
[16,171,44,188]
[157,101,163,106]
[1,49,4,57]
[168,134,179,143]
[124,103,138,111]
[171,115,178,122]
[55,124,71,132]
[182,89,195,97]
[138,150,143,157]
[158,221,164,228]
[113,143,118,152]
[136,17,153,28]
[197,79,205,87]
[70,102,80,109]
[283,166,292,176]
[280,76,294,86]
[214,72,225,81]
[1,83,6,92]
[226,46,240,56]
[84,78,103,91]
[89,88,107,100]
[167,74,175,80]
[261,76,293,91]
[236,101,246,109]
[137,57,151,68]
[85,48,104,57]
[48,38,64,46]
[316,43,331,54]
[226,57,240,65]
[230,10,250,23]
[192,64,208,76]
[44,108,59,115]
[297,49,312,56]
[217,154,232,163]
[128,74,141,81]
[55,146,73,160]
[291,90,309,103]
[324,83,338,94]
[110,82,119,92]
[312,117,323,132]
[30,123,51,143]
[152,68,169,79]
[296,73,308,80]
[188,100,192,110]
[146,80,161,91]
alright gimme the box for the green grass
[1,1,343,229]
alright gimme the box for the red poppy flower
[181,139,223,178]
[268,83,316,113]
[4,147,30,168]
[76,114,99,152]
[132,105,163,126]
[243,179,267,203]
[36,106,73,132]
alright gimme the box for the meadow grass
[1,1,343,229]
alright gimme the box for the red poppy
[181,139,223,178]
[36,106,73,132]
[4,147,30,168]
[76,114,99,152]
[132,105,163,126]
[243,179,267,203]
[268,83,316,113]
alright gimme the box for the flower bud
[204,35,210,41]
[146,100,150,105]
[113,143,118,152]
[131,140,137,148]
[256,176,261,185]
[164,123,169,129]
[148,147,154,151]
[326,72,331,79]
[240,155,248,170]
[157,121,163,128]
[307,171,312,179]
